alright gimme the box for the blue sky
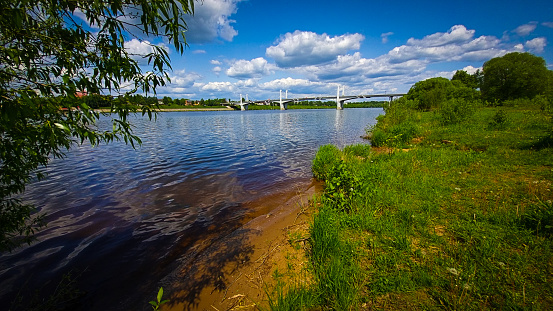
[124,0,553,100]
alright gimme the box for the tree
[451,70,479,89]
[0,0,194,251]
[162,96,173,105]
[406,77,480,111]
[481,52,550,102]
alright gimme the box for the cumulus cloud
[525,37,547,53]
[406,25,475,47]
[185,0,241,43]
[462,65,481,75]
[152,69,202,97]
[167,69,202,88]
[266,31,365,68]
[201,81,235,93]
[514,22,538,36]
[258,77,337,98]
[386,25,505,64]
[287,25,521,89]
[226,57,275,79]
[300,52,425,84]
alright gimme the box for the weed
[149,287,169,310]
[312,144,341,180]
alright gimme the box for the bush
[388,122,419,145]
[437,98,475,125]
[488,109,509,130]
[367,127,388,147]
[312,145,341,180]
[323,160,361,212]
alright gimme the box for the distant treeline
[73,94,388,110]
[65,94,231,109]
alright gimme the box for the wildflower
[447,268,459,276]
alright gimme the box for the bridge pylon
[336,86,344,110]
[279,90,287,110]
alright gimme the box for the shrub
[437,98,475,125]
[323,160,361,212]
[488,109,509,130]
[312,145,341,180]
[367,127,388,147]
[388,122,419,145]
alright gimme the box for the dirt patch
[161,181,321,311]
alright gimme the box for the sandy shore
[160,181,321,311]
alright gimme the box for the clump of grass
[312,144,341,180]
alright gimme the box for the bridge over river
[230,87,406,110]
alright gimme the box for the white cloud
[266,31,365,68]
[386,26,506,64]
[381,32,394,44]
[210,60,222,65]
[201,81,235,92]
[235,78,257,88]
[167,69,202,88]
[280,25,521,90]
[226,57,275,79]
[301,52,425,84]
[462,65,481,75]
[125,39,168,64]
[543,22,553,28]
[259,78,340,97]
[514,22,538,36]
[192,50,207,54]
[185,0,241,43]
[406,25,474,47]
[525,37,547,53]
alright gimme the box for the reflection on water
[0,108,382,310]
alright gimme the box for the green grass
[268,98,553,310]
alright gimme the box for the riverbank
[271,98,553,309]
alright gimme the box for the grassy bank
[269,98,553,310]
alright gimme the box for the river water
[0,108,383,310]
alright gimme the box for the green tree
[481,52,551,102]
[162,96,173,105]
[451,70,479,89]
[84,94,111,109]
[0,0,194,252]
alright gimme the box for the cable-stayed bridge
[230,87,406,110]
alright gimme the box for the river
[0,108,383,310]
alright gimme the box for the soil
[161,181,322,311]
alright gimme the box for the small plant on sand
[149,287,169,310]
